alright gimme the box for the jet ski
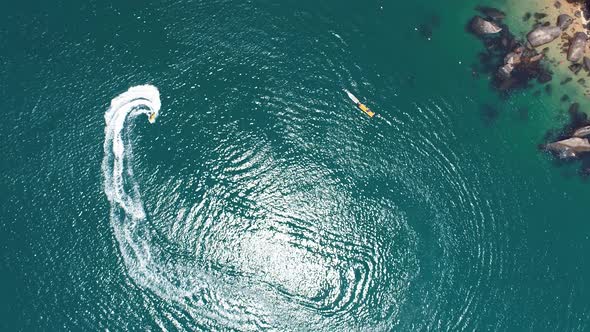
[148,111,157,124]
[344,89,375,117]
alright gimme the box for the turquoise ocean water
[2,0,590,330]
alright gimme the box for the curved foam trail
[102,85,268,330]
[103,85,160,218]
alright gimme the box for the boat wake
[102,85,418,331]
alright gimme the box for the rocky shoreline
[468,2,590,175]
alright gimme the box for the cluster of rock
[468,5,590,170]
[468,8,552,92]
[527,13,588,63]
[545,103,590,159]
[535,5,590,163]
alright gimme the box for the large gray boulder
[546,137,590,158]
[527,26,562,47]
[557,14,573,30]
[568,32,588,62]
[470,16,502,35]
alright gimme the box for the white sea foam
[103,85,159,219]
[101,85,268,330]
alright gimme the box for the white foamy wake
[102,85,417,331]
[103,85,159,221]
[102,85,270,330]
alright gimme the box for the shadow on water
[479,102,500,124]
[417,14,440,40]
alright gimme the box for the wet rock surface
[527,26,562,47]
[544,103,590,176]
[545,137,590,158]
[557,14,574,30]
[567,32,587,62]
[470,16,502,35]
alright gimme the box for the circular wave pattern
[101,5,521,331]
[103,85,419,331]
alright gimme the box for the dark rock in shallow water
[561,77,573,84]
[523,12,532,21]
[557,14,574,30]
[555,1,561,9]
[538,71,553,83]
[527,26,562,47]
[578,78,586,85]
[546,84,553,94]
[568,32,587,62]
[575,10,582,18]
[469,16,502,35]
[418,23,433,39]
[476,6,506,21]
[569,63,583,74]
[565,103,590,136]
[561,94,570,102]
[480,103,500,123]
[534,12,548,20]
[497,77,519,91]
[584,56,590,71]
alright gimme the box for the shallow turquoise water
[1,0,590,330]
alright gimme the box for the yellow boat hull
[358,103,375,117]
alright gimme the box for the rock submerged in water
[527,26,562,47]
[584,56,590,71]
[470,16,502,35]
[523,12,532,22]
[534,12,548,20]
[568,32,588,62]
[537,71,553,83]
[476,6,506,21]
[569,63,583,74]
[557,14,573,30]
[546,137,590,158]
